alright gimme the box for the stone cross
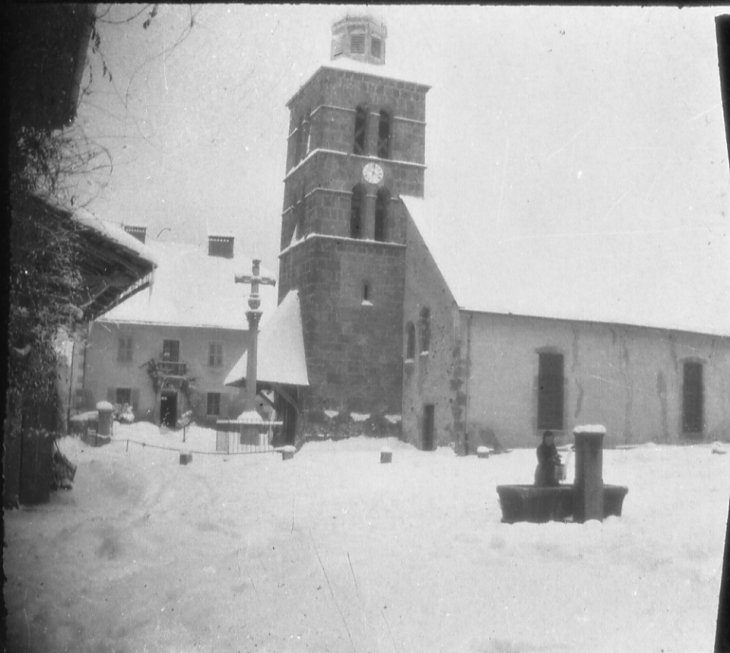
[235,260,276,413]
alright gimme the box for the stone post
[573,424,605,522]
[235,260,276,444]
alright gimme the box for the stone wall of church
[278,235,406,428]
[462,313,730,449]
[402,207,464,451]
[286,68,428,169]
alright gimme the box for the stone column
[573,425,605,522]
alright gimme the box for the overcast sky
[78,5,730,334]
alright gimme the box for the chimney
[124,225,147,243]
[208,235,234,259]
[331,15,387,65]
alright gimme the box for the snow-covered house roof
[402,195,730,337]
[14,194,159,320]
[97,239,277,330]
[225,290,309,387]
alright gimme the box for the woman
[534,430,562,487]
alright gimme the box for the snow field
[4,422,729,653]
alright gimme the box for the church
[226,15,730,451]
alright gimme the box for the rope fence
[108,437,282,457]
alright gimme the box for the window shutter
[107,387,115,403]
[131,388,140,413]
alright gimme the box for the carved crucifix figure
[235,260,276,414]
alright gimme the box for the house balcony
[157,361,187,376]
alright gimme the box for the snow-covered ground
[4,422,729,653]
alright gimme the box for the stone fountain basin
[496,484,628,524]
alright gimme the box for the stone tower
[277,15,429,426]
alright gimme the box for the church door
[422,404,435,451]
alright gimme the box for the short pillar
[477,446,490,459]
[96,401,114,437]
[281,445,295,461]
[573,425,605,522]
[179,452,193,465]
[380,448,392,464]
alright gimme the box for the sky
[77,5,730,334]
[4,423,730,652]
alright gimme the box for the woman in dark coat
[535,430,561,487]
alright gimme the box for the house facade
[79,232,277,427]
[252,14,730,450]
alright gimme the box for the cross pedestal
[235,260,276,440]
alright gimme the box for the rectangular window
[538,353,564,430]
[162,339,180,362]
[682,362,703,433]
[117,336,133,363]
[208,342,223,367]
[207,392,221,416]
[116,388,132,406]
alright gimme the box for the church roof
[224,290,309,387]
[97,239,277,330]
[402,195,730,337]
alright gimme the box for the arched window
[354,105,368,155]
[302,109,311,158]
[350,184,365,239]
[377,109,391,159]
[294,116,304,164]
[420,307,430,353]
[374,188,389,242]
[296,189,306,239]
[406,322,416,360]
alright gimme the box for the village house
[226,14,730,450]
[78,230,277,427]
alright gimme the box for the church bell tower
[277,15,430,424]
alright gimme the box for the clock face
[362,162,384,185]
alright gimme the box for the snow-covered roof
[97,240,277,330]
[225,290,309,387]
[402,195,730,337]
[321,57,430,88]
[73,207,159,267]
[288,58,429,109]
